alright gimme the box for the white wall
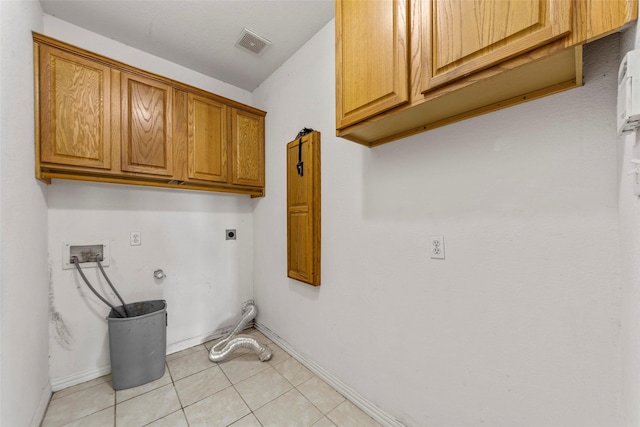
[3,6,635,426]
[48,183,254,387]
[618,24,640,427]
[43,18,257,388]
[253,21,625,427]
[0,1,50,426]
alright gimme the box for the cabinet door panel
[121,73,173,176]
[231,109,264,187]
[422,0,572,91]
[39,46,111,169]
[187,94,227,183]
[336,0,409,129]
[287,132,321,286]
[288,210,312,281]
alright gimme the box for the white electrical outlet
[430,235,445,259]
[130,231,141,246]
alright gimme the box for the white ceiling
[39,0,335,91]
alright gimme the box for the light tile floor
[42,329,382,427]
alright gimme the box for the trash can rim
[107,299,166,321]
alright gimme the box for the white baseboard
[166,322,254,355]
[51,365,111,392]
[51,323,254,392]
[254,322,405,427]
[31,382,53,427]
[166,331,219,356]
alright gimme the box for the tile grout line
[229,345,339,426]
[48,329,347,427]
[255,323,402,427]
[192,331,285,425]
[295,375,346,419]
[208,334,319,426]
[233,365,294,413]
[43,380,117,427]
[221,337,289,426]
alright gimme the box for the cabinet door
[336,0,409,129]
[187,94,227,183]
[38,45,111,169]
[231,109,264,187]
[121,72,173,176]
[287,132,321,286]
[421,0,572,92]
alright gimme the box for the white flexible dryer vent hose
[209,300,272,363]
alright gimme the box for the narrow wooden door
[336,0,409,129]
[38,45,112,170]
[287,132,321,286]
[187,93,227,183]
[421,0,572,92]
[121,72,173,176]
[231,108,264,187]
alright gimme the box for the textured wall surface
[252,21,625,427]
[4,7,639,427]
[43,17,257,389]
[618,24,640,427]
[0,1,50,426]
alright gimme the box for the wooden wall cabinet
[34,33,266,197]
[336,0,637,146]
[287,131,321,287]
[182,97,266,189]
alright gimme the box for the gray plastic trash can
[107,300,167,390]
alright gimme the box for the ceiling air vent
[235,28,271,56]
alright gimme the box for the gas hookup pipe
[209,300,272,363]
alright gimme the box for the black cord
[297,138,304,176]
[295,128,313,177]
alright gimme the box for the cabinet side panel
[34,42,42,180]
